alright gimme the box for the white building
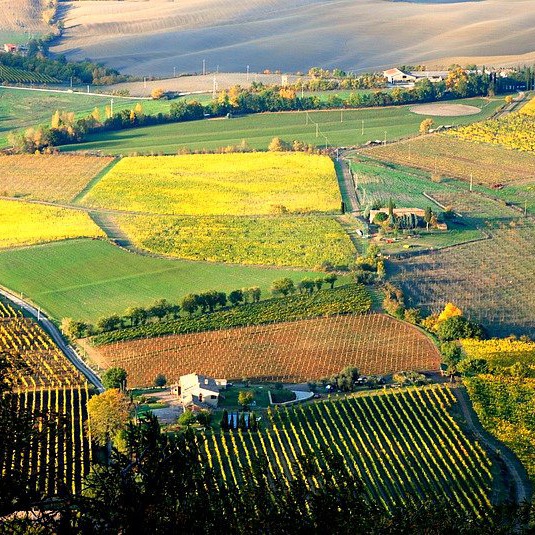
[174,373,227,408]
[383,68,417,84]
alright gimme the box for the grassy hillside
[0,87,172,148]
[59,98,502,155]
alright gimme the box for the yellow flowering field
[519,96,535,116]
[0,200,104,248]
[115,214,355,269]
[79,152,340,215]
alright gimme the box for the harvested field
[410,103,481,116]
[87,313,441,387]
[0,0,49,39]
[0,154,116,203]
[54,0,535,75]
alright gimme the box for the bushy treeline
[0,38,130,85]
[89,283,372,346]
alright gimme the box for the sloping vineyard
[0,305,92,494]
[91,313,441,387]
[0,65,59,84]
[203,386,492,514]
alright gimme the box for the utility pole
[469,173,473,192]
[340,109,343,123]
[173,66,176,78]
[110,98,114,117]
[202,59,206,76]
[144,77,147,89]
[301,85,304,99]
[212,75,218,99]
[70,76,73,89]
[37,307,41,321]
[87,85,90,94]
[246,65,250,81]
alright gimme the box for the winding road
[0,287,104,392]
[451,385,531,504]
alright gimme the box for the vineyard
[461,338,535,481]
[0,154,116,203]
[78,152,340,216]
[87,313,440,387]
[393,214,535,337]
[451,112,535,153]
[361,134,535,186]
[203,386,492,513]
[0,199,104,249]
[114,213,355,269]
[0,302,93,494]
[0,65,59,84]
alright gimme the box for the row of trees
[63,286,263,337]
[270,275,337,297]
[11,68,495,152]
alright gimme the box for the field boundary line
[71,157,120,203]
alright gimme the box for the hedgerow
[91,284,371,346]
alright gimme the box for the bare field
[0,0,49,37]
[54,0,535,75]
[111,73,301,98]
[410,103,481,116]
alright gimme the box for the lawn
[0,239,319,322]
[59,97,503,155]
[0,199,103,248]
[0,87,171,147]
[218,386,271,409]
[114,214,355,269]
[79,152,340,216]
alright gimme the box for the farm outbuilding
[383,68,417,84]
[173,373,227,407]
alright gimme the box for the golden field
[0,200,104,249]
[80,152,340,216]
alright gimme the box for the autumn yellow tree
[87,389,131,446]
[419,118,434,134]
[151,88,165,100]
[91,107,101,123]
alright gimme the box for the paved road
[452,385,531,504]
[0,287,104,392]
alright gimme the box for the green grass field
[59,98,503,155]
[0,87,171,147]
[0,239,321,322]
